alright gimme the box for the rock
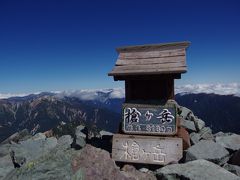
[214,131,226,137]
[43,129,54,138]
[121,165,156,180]
[75,125,87,148]
[223,163,240,177]
[1,129,31,144]
[179,106,192,120]
[71,144,129,180]
[0,154,14,179]
[3,148,75,180]
[76,125,86,132]
[216,134,240,151]
[229,149,240,166]
[72,169,84,180]
[155,159,240,180]
[190,132,201,145]
[199,127,214,140]
[31,132,46,140]
[57,135,73,150]
[0,143,11,158]
[194,118,205,131]
[180,119,197,132]
[139,167,150,173]
[185,140,230,165]
[99,130,113,137]
[10,136,58,163]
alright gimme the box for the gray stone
[199,127,214,140]
[1,129,31,144]
[57,135,73,150]
[72,144,129,180]
[155,159,240,180]
[223,163,240,177]
[99,130,113,137]
[0,155,14,179]
[31,132,46,140]
[216,134,240,151]
[121,165,156,180]
[190,132,201,145]
[180,119,197,132]
[185,140,230,165]
[10,136,58,163]
[76,125,85,132]
[179,106,192,120]
[194,118,205,131]
[75,136,86,148]
[75,125,86,148]
[139,167,150,173]
[0,143,11,158]
[215,132,234,137]
[214,131,226,137]
[3,148,75,180]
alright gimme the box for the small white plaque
[112,134,182,165]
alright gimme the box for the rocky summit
[0,102,240,180]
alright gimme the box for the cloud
[1,83,240,100]
[0,93,30,99]
[176,83,240,96]
[56,88,125,101]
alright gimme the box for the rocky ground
[0,102,240,180]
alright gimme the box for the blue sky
[0,0,240,93]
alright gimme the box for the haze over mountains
[0,83,240,142]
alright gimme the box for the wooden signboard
[122,103,177,135]
[112,134,183,165]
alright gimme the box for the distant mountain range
[0,86,240,142]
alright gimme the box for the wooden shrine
[108,41,190,165]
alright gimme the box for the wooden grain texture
[109,68,186,76]
[113,63,186,71]
[112,134,183,165]
[115,56,186,66]
[109,66,186,75]
[119,49,185,59]
[116,41,190,53]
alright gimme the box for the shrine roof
[108,41,190,77]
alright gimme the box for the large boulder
[199,127,214,140]
[179,106,192,120]
[3,148,76,180]
[0,154,14,179]
[180,119,197,132]
[216,134,240,151]
[57,135,73,150]
[189,132,201,145]
[71,144,129,180]
[74,125,87,148]
[185,140,230,165]
[223,163,240,177]
[10,136,58,163]
[121,165,156,180]
[155,159,240,180]
[1,129,31,144]
[194,117,205,131]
